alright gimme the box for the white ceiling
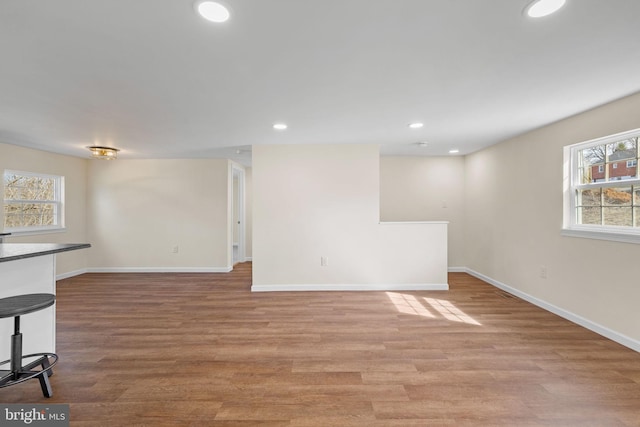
[1,0,640,165]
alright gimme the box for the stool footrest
[0,353,58,397]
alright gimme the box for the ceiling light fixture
[273,123,288,130]
[449,149,460,154]
[416,142,429,147]
[524,0,566,18]
[195,1,230,23]
[88,146,120,160]
[408,122,424,129]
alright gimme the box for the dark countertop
[0,243,91,263]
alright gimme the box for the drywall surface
[380,156,465,267]
[252,144,447,289]
[464,91,640,344]
[87,159,231,271]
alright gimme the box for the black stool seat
[0,294,55,318]
[0,293,58,398]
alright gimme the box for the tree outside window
[3,170,64,232]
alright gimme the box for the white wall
[380,156,466,267]
[87,159,232,271]
[252,144,448,290]
[0,144,243,274]
[245,167,253,259]
[465,91,640,347]
[0,142,88,277]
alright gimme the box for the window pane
[4,186,17,199]
[578,166,593,184]
[3,202,57,228]
[607,139,637,182]
[579,145,606,183]
[603,207,633,227]
[608,138,636,159]
[603,187,632,206]
[579,140,638,184]
[578,206,601,225]
[3,174,25,188]
[4,175,56,201]
[580,145,606,165]
[635,187,640,206]
[578,188,601,206]
[4,214,21,228]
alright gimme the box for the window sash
[3,170,64,233]
[567,129,640,236]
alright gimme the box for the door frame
[231,164,246,265]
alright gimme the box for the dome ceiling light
[525,0,566,18]
[88,146,120,160]
[195,1,230,23]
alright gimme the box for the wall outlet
[539,265,547,279]
[172,245,179,253]
[321,256,328,267]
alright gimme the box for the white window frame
[628,159,638,168]
[2,169,66,235]
[562,128,640,244]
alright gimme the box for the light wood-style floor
[2,263,639,426]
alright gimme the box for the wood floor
[2,262,639,426]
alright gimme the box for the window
[3,170,64,233]
[563,129,640,243]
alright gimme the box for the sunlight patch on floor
[423,297,482,326]
[386,292,435,318]
[385,292,481,325]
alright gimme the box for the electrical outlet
[540,266,547,279]
[172,245,179,253]
[321,256,328,267]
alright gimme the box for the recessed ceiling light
[524,0,566,18]
[196,1,230,23]
[273,123,288,130]
[449,149,460,154]
[408,122,424,129]
[416,142,429,147]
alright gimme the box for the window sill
[561,227,640,245]
[2,228,67,238]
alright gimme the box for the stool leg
[10,316,22,381]
[37,371,53,398]
[40,356,54,377]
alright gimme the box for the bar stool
[0,293,59,398]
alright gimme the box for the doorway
[232,165,246,266]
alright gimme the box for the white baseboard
[251,283,449,292]
[448,266,467,273]
[464,268,640,353]
[86,266,233,273]
[57,266,234,280]
[56,268,88,281]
